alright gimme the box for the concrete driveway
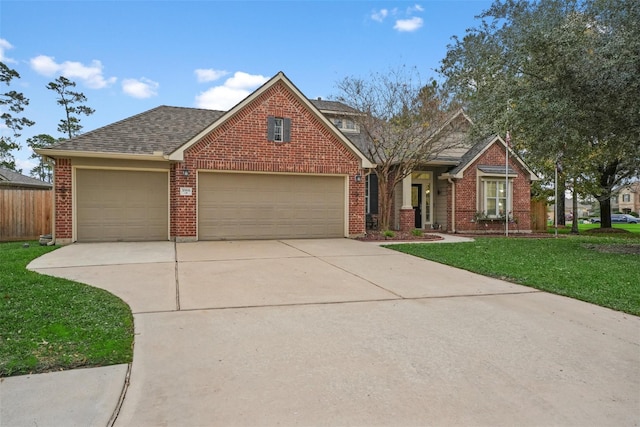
[4,238,639,426]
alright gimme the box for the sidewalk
[1,364,129,427]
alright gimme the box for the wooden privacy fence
[0,188,53,242]
[530,199,547,232]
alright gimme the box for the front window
[483,179,510,217]
[273,118,283,142]
[343,119,355,130]
[622,194,631,202]
[332,117,358,132]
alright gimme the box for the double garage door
[198,172,345,240]
[75,169,345,242]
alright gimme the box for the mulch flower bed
[357,230,444,242]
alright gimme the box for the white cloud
[195,72,268,110]
[29,55,116,89]
[408,4,424,14]
[15,157,38,174]
[225,71,268,89]
[0,39,16,63]
[195,68,229,83]
[122,78,159,99]
[371,8,389,22]
[394,17,424,32]
[30,55,60,75]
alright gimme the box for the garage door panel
[198,173,345,240]
[76,169,168,242]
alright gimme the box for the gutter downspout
[448,178,456,233]
[46,157,57,245]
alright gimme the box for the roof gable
[169,72,374,168]
[445,135,539,180]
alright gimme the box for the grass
[549,222,640,234]
[0,241,134,377]
[386,235,640,316]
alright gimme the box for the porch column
[400,174,414,231]
[401,175,412,209]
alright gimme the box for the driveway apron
[21,238,640,426]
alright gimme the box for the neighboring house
[617,182,640,215]
[546,198,593,222]
[37,72,538,244]
[0,167,52,190]
[0,167,53,241]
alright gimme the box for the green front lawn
[387,235,640,316]
[0,242,134,377]
[549,222,640,234]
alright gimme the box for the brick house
[351,110,539,234]
[38,72,537,244]
[617,182,640,215]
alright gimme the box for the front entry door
[412,184,422,228]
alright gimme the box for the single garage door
[198,172,345,240]
[76,169,168,242]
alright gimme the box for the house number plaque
[180,187,193,196]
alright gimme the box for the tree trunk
[599,197,612,228]
[557,176,566,226]
[596,160,619,229]
[377,179,394,231]
[571,178,579,234]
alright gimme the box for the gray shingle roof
[42,101,481,170]
[342,131,374,158]
[447,135,497,175]
[49,106,225,155]
[478,165,518,174]
[310,99,359,114]
[0,167,52,188]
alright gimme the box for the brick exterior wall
[452,143,532,233]
[175,81,365,239]
[399,208,414,231]
[53,158,72,242]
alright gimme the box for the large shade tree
[439,0,640,228]
[0,62,34,171]
[334,66,466,230]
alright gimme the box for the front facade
[39,73,373,244]
[362,116,538,234]
[39,72,537,244]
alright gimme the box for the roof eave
[35,148,169,162]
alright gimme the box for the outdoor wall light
[182,168,190,177]
[355,173,362,182]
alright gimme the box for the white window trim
[273,118,284,142]
[477,174,515,219]
[331,117,359,133]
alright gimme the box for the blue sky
[1,0,492,174]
